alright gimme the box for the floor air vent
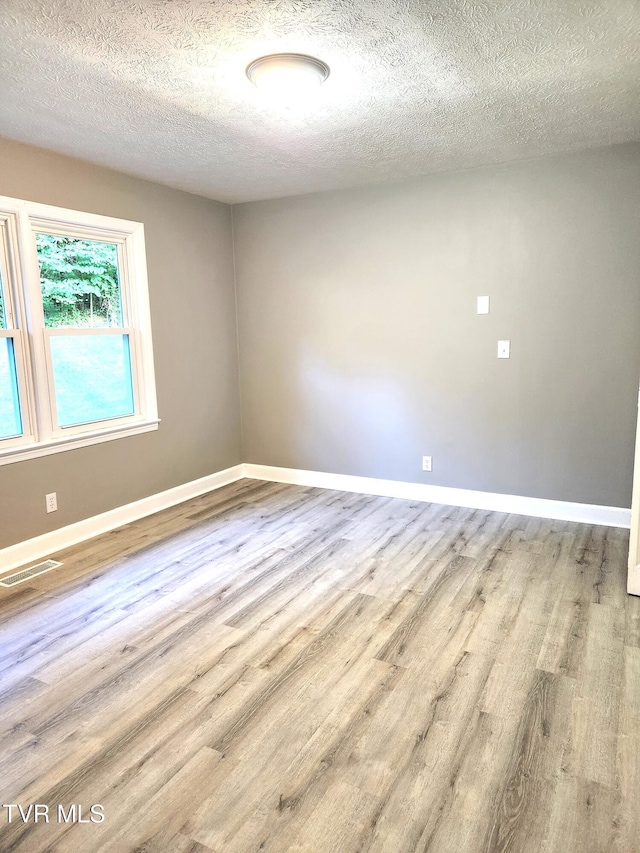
[0,559,62,587]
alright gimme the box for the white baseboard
[0,464,244,574]
[1,461,630,576]
[243,464,631,529]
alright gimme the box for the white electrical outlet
[422,456,432,472]
[45,492,57,513]
[497,340,511,359]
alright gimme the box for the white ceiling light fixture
[246,53,330,98]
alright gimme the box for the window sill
[0,419,160,465]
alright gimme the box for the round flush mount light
[246,53,330,96]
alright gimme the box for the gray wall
[3,139,638,552]
[234,144,640,507]
[0,137,241,549]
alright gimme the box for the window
[0,196,158,464]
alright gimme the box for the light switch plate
[477,295,490,314]
[497,340,510,359]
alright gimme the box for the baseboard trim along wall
[1,461,630,574]
[244,464,632,529]
[0,464,245,574]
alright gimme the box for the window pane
[0,337,23,439]
[35,233,123,328]
[50,334,134,428]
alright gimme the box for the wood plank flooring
[0,478,638,852]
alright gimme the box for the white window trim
[0,195,159,465]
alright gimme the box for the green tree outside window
[36,234,122,328]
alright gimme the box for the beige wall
[233,144,640,507]
[0,137,241,549]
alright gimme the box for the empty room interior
[1,2,640,851]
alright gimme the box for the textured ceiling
[0,0,639,203]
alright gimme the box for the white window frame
[0,195,158,465]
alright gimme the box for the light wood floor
[1,479,639,853]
